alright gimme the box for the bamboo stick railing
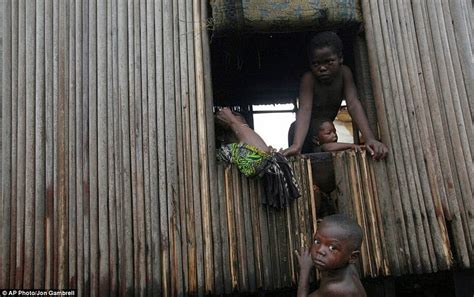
[359,0,473,271]
[0,3,317,294]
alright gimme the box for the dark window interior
[210,28,358,110]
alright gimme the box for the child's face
[316,121,338,144]
[309,46,343,84]
[309,222,356,271]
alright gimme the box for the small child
[296,214,367,297]
[310,119,364,153]
[215,107,300,208]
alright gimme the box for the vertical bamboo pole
[44,0,54,288]
[57,0,69,289]
[106,0,119,294]
[218,164,232,294]
[22,0,34,287]
[133,0,146,294]
[33,0,46,288]
[146,0,160,292]
[249,179,264,289]
[225,166,238,291]
[80,0,91,293]
[257,181,272,289]
[449,0,474,117]
[8,0,19,288]
[0,0,12,287]
[96,0,110,294]
[241,176,256,292]
[233,169,248,291]
[118,0,134,293]
[15,0,26,286]
[184,0,201,294]
[74,0,84,293]
[137,0,153,292]
[193,0,214,293]
[161,0,174,296]
[200,1,222,292]
[176,0,192,292]
[67,0,77,290]
[171,0,185,294]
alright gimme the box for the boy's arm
[321,142,361,152]
[342,66,388,160]
[282,72,314,156]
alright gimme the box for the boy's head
[310,119,338,145]
[310,214,363,271]
[307,31,343,84]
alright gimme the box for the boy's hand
[295,247,313,271]
[365,139,388,161]
[215,107,237,126]
[281,144,301,157]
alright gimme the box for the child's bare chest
[313,77,344,106]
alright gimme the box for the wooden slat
[0,0,12,287]
[68,0,77,290]
[8,0,19,288]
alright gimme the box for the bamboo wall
[334,0,473,277]
[0,1,317,296]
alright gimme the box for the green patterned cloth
[217,143,301,208]
[217,143,269,177]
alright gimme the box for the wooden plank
[8,0,19,288]
[67,0,77,290]
[57,0,69,288]
[15,0,26,287]
[117,0,134,294]
[96,0,110,294]
[80,0,91,293]
[249,178,264,289]
[225,166,238,291]
[233,168,248,291]
[0,0,12,287]
[192,0,213,293]
[185,0,204,294]
[146,0,161,294]
[74,0,85,293]
[106,0,119,294]
[24,0,38,286]
[170,0,185,294]
[241,175,256,292]
[218,164,232,294]
[257,180,272,289]
[32,0,46,288]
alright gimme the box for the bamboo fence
[334,0,473,277]
[0,2,316,295]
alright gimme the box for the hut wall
[0,1,316,296]
[335,0,473,277]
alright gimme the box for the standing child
[282,31,387,160]
[310,119,364,153]
[296,214,367,297]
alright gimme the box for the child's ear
[349,250,360,264]
[339,56,344,65]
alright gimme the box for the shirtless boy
[283,31,387,160]
[296,214,367,297]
